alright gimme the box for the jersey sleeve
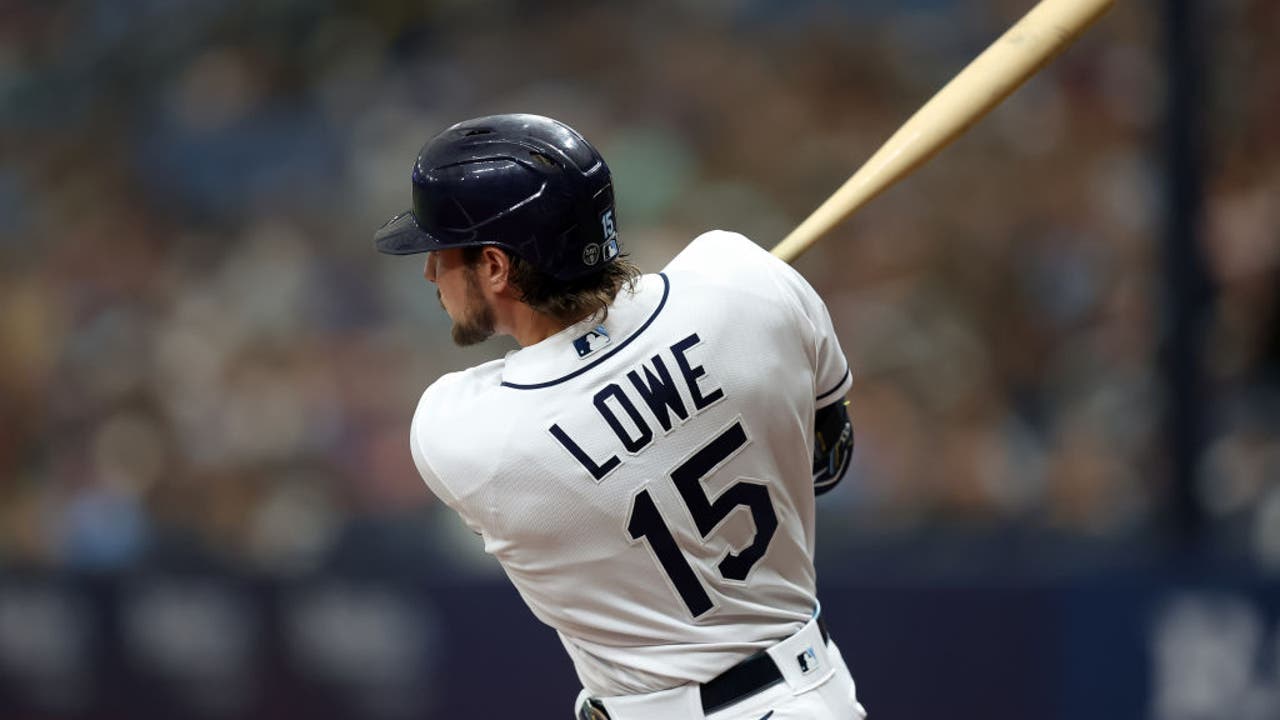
[669,231,852,406]
[410,400,457,505]
[409,381,486,535]
[776,262,852,407]
[744,236,852,407]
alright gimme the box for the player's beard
[444,267,495,347]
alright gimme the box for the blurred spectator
[0,0,1275,577]
[2,1,1279,718]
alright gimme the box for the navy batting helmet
[373,114,619,281]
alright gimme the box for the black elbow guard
[813,399,853,495]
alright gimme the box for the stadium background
[1,0,1278,717]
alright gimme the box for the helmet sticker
[599,209,617,242]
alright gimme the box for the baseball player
[374,114,866,720]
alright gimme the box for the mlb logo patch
[796,646,819,675]
[573,325,611,358]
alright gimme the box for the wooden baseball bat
[771,0,1116,264]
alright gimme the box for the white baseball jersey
[409,230,852,697]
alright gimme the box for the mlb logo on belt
[573,325,611,358]
[796,646,819,675]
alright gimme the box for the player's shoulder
[407,359,509,518]
[663,229,798,301]
[410,358,510,497]
[414,359,505,429]
[664,229,776,275]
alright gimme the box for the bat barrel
[771,0,1116,264]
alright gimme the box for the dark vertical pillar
[1161,0,1212,552]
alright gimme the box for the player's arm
[812,397,853,495]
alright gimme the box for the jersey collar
[499,273,670,390]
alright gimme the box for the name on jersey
[548,332,723,481]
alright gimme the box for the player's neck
[502,302,574,347]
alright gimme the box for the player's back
[410,230,851,696]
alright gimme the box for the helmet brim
[373,210,448,255]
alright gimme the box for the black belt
[578,617,831,720]
[700,616,831,715]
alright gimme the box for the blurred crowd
[1,0,1278,579]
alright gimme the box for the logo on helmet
[600,209,617,243]
[592,208,619,266]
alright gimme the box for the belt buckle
[578,698,612,720]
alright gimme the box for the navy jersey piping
[500,273,671,390]
[816,366,851,403]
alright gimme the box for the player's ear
[476,245,511,292]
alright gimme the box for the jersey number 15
[625,419,778,618]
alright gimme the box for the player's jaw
[446,265,496,347]
[425,248,497,347]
